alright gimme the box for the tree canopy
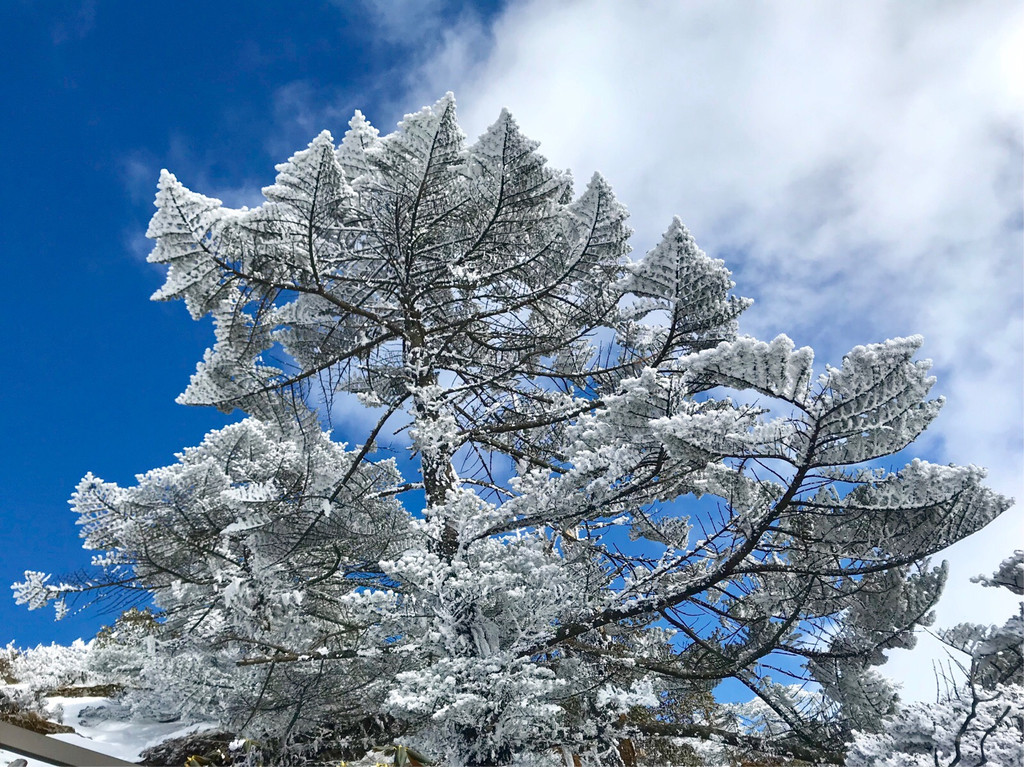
[15,95,1012,766]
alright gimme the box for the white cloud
[396,0,1023,700]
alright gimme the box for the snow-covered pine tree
[15,95,1013,766]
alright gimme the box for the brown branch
[632,721,844,765]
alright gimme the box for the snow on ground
[1,696,215,766]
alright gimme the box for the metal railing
[0,720,137,766]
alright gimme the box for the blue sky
[0,0,507,647]
[2,0,1021,701]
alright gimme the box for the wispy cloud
[267,1,495,150]
[51,0,96,45]
[348,0,450,46]
[266,81,365,158]
[397,0,1023,700]
[121,137,267,207]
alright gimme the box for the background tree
[16,95,1012,766]
[847,551,1023,767]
